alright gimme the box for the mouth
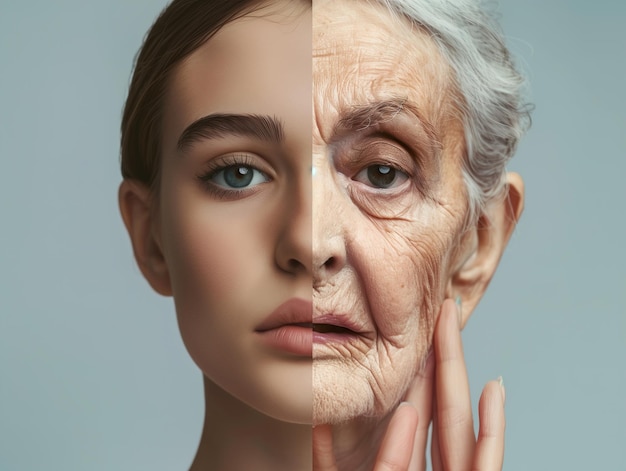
[287,323,358,335]
[312,323,356,334]
[255,298,313,356]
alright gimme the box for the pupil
[224,166,253,188]
[367,165,395,188]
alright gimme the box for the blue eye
[354,164,408,189]
[210,165,269,189]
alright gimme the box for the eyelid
[348,139,416,175]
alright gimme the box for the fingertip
[480,380,503,404]
[474,381,506,470]
[397,401,419,424]
[498,376,506,404]
[434,299,463,362]
[420,348,435,377]
[478,380,506,434]
[375,403,419,469]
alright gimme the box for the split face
[120,0,517,426]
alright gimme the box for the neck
[189,376,312,471]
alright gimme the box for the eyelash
[196,154,270,200]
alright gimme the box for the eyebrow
[177,113,284,151]
[334,97,439,144]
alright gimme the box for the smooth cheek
[159,181,312,422]
[158,178,264,376]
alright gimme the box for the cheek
[358,218,450,344]
[158,186,275,364]
[165,208,265,313]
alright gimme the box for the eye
[353,164,409,189]
[196,154,272,199]
[209,164,269,189]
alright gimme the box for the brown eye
[354,164,408,189]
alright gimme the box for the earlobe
[118,180,172,296]
[448,172,524,326]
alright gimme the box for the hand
[313,299,506,471]
[428,299,506,471]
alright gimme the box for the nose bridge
[275,170,312,275]
[312,147,347,281]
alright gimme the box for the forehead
[313,0,455,141]
[161,3,311,154]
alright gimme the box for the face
[312,0,470,424]
[157,2,312,424]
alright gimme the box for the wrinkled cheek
[366,235,448,389]
[414,245,447,352]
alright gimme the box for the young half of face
[312,0,523,425]
[122,0,313,424]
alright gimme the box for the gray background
[1,1,624,470]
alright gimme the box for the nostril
[286,258,306,273]
[323,256,337,270]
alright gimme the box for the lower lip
[257,325,312,356]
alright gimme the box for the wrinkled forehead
[313,0,456,143]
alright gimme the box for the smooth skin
[120,2,314,469]
[313,299,506,471]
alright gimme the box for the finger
[405,350,435,471]
[312,425,338,471]
[430,392,443,471]
[472,380,505,471]
[435,299,475,471]
[373,402,419,471]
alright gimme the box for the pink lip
[255,298,312,356]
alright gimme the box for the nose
[275,174,312,275]
[312,159,347,284]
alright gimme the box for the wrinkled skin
[313,0,468,427]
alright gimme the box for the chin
[313,354,422,425]
[258,401,314,425]
[237,361,314,425]
[313,365,378,425]
[242,383,313,424]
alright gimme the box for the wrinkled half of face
[312,0,471,424]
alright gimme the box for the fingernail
[498,375,506,403]
[454,296,462,328]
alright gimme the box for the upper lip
[312,311,364,334]
[255,299,366,335]
[255,298,312,332]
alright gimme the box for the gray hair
[377,0,532,223]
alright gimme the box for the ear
[118,179,172,296]
[447,172,524,327]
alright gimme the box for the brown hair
[120,0,268,190]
